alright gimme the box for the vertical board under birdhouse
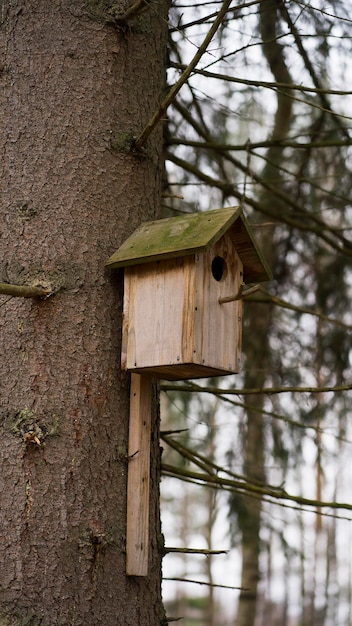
[126,373,152,576]
[121,232,243,380]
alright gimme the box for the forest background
[161,1,352,625]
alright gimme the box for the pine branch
[162,433,217,476]
[169,133,352,207]
[162,387,352,441]
[168,138,352,228]
[162,434,270,488]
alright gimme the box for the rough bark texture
[0,1,168,624]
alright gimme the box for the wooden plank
[123,257,195,373]
[126,374,152,576]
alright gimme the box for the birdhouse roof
[106,206,272,283]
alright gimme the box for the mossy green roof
[106,206,272,283]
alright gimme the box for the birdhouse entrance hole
[211,256,227,282]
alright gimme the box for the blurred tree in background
[162,1,352,624]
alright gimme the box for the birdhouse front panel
[121,255,197,380]
[121,232,243,380]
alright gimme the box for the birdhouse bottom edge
[125,362,239,381]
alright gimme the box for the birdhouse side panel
[194,233,243,374]
[122,258,196,374]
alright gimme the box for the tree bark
[0,1,168,624]
[234,301,270,626]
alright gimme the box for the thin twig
[0,296,13,308]
[161,381,352,396]
[133,0,233,149]
[166,151,352,257]
[163,467,352,522]
[164,547,228,555]
[168,135,352,152]
[169,61,352,97]
[163,576,245,590]
[248,286,352,330]
[162,463,352,512]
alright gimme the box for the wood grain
[126,374,152,576]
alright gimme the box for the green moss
[110,131,136,152]
[5,407,61,446]
[115,442,127,462]
[86,0,127,23]
[17,202,39,220]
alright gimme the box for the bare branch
[162,463,352,512]
[248,286,352,331]
[279,0,350,136]
[169,61,352,97]
[161,381,352,396]
[166,151,352,257]
[164,547,228,555]
[133,0,233,150]
[168,135,352,151]
[0,282,53,299]
[114,0,149,23]
[163,576,245,590]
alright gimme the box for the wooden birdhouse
[106,206,271,576]
[106,206,271,381]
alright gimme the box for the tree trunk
[234,301,269,626]
[0,1,168,624]
[235,2,293,624]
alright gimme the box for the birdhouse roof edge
[229,214,273,283]
[105,206,242,269]
[105,207,272,283]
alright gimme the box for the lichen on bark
[86,0,130,22]
[4,407,60,445]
